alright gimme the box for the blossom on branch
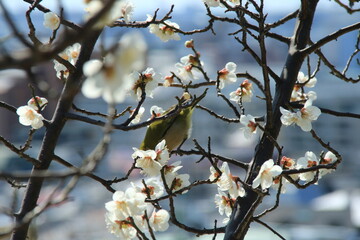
[229,79,253,103]
[319,151,337,177]
[214,190,235,224]
[297,71,317,88]
[132,178,164,199]
[43,12,60,30]
[27,96,48,111]
[163,161,190,192]
[280,99,321,132]
[147,15,180,42]
[130,67,160,100]
[132,140,169,176]
[149,209,170,232]
[175,54,202,82]
[16,105,44,129]
[218,62,237,89]
[53,43,81,79]
[252,159,283,190]
[105,188,147,221]
[210,162,245,198]
[105,212,137,239]
[149,105,164,119]
[130,107,145,125]
[296,151,319,183]
[240,114,258,139]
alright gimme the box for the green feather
[140,89,207,151]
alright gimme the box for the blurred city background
[0,1,359,239]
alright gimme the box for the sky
[2,0,346,15]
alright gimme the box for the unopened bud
[164,75,174,87]
[185,39,194,48]
[182,92,191,100]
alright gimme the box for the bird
[139,89,208,151]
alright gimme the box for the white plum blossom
[163,75,174,87]
[154,140,170,165]
[81,32,146,103]
[280,107,298,125]
[214,190,235,220]
[210,162,245,198]
[229,79,253,103]
[149,105,165,119]
[27,96,48,111]
[280,99,321,132]
[132,140,169,176]
[118,1,134,23]
[147,15,180,42]
[149,209,170,232]
[132,178,164,199]
[170,173,191,191]
[130,107,145,125]
[53,60,69,79]
[105,212,137,239]
[296,151,319,182]
[218,62,237,89]
[53,43,81,79]
[16,106,44,129]
[175,54,202,82]
[163,161,190,192]
[130,68,160,100]
[296,100,321,131]
[272,176,288,194]
[65,43,81,62]
[297,71,317,88]
[319,151,337,177]
[105,188,147,220]
[43,12,60,30]
[84,0,134,28]
[132,149,161,176]
[240,114,258,139]
[252,159,283,190]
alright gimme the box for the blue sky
[3,0,344,15]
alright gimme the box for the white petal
[81,77,103,99]
[252,174,261,188]
[225,62,237,72]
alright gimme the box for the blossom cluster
[16,97,48,129]
[272,151,337,193]
[53,43,81,79]
[147,15,181,42]
[280,71,321,132]
[106,140,191,239]
[105,181,169,239]
[209,162,245,223]
[280,95,321,132]
[252,150,337,194]
[291,71,317,102]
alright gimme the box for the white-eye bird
[139,89,208,151]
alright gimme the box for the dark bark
[10,29,101,240]
[224,1,319,239]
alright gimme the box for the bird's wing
[139,114,178,150]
